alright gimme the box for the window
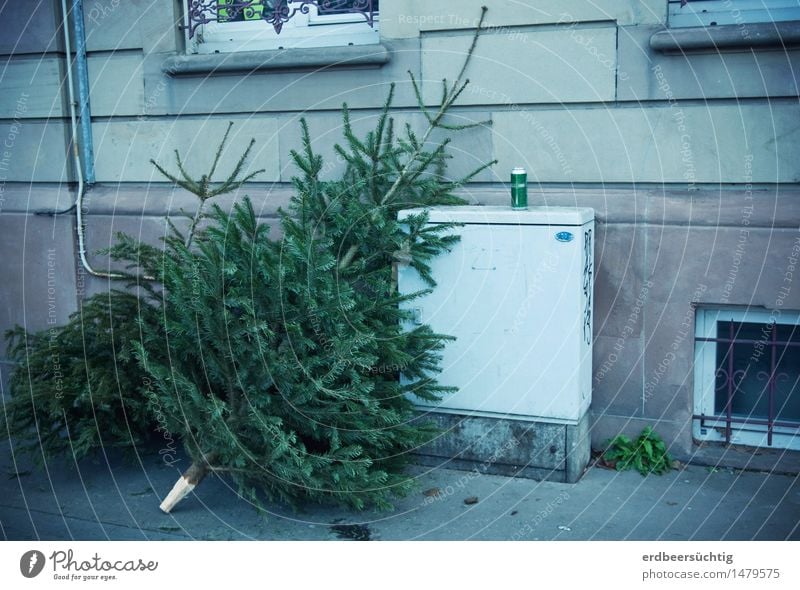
[694,308,800,451]
[186,1,380,54]
[669,0,800,28]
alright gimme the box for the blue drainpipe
[71,0,95,184]
[57,0,121,277]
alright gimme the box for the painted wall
[1,0,798,468]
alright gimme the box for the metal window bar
[694,322,800,445]
[184,1,377,38]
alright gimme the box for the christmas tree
[3,7,494,513]
[152,8,493,512]
[1,123,262,464]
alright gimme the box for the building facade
[1,0,799,471]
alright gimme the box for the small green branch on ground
[602,427,673,476]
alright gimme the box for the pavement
[1,444,798,541]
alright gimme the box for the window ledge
[163,43,390,76]
[650,20,800,52]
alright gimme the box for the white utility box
[398,205,595,482]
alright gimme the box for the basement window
[694,308,800,451]
[185,0,380,54]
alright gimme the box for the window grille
[694,309,800,450]
[185,1,378,38]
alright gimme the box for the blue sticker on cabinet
[555,231,574,243]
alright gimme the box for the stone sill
[7,184,800,230]
[650,20,800,52]
[163,43,390,76]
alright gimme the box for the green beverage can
[511,167,528,209]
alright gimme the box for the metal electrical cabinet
[398,206,595,482]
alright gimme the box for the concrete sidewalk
[1,446,798,541]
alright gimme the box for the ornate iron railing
[185,1,377,38]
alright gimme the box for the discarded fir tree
[1,122,264,463]
[150,8,493,512]
[3,7,494,513]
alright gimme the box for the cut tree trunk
[159,454,215,513]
